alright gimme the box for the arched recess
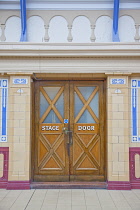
[27,16,45,42]
[5,16,21,42]
[48,16,68,43]
[95,16,112,42]
[119,16,135,42]
[72,16,91,43]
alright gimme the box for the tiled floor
[0,189,140,210]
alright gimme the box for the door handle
[69,130,73,145]
[63,127,72,135]
[62,127,73,144]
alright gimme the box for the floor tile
[56,204,71,210]
[108,190,131,209]
[122,190,140,209]
[41,204,57,210]
[0,190,21,209]
[10,190,35,210]
[72,198,86,205]
[132,190,140,200]
[72,206,86,210]
[57,198,71,204]
[26,190,47,210]
[87,205,102,210]
[85,190,100,206]
[0,189,139,210]
[96,190,116,209]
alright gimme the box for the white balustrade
[0,10,140,43]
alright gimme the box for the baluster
[90,24,96,42]
[0,24,6,42]
[67,25,73,42]
[134,24,140,42]
[44,24,49,42]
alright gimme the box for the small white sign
[64,119,69,123]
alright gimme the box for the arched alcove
[72,16,91,43]
[5,16,21,42]
[48,16,68,43]
[27,16,45,42]
[95,16,112,42]
[119,16,135,42]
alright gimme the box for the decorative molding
[0,43,140,58]
[110,78,126,85]
[131,80,140,142]
[0,147,9,188]
[129,147,140,189]
[13,78,28,85]
[0,79,8,143]
[1,1,140,10]
[107,181,131,190]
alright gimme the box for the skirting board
[7,181,30,190]
[107,181,131,190]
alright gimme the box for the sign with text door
[33,81,105,182]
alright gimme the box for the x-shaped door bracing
[39,86,64,124]
[74,86,99,124]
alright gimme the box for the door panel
[70,81,105,181]
[33,81,105,182]
[34,81,69,181]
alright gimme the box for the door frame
[31,77,107,182]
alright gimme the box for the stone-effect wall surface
[8,76,31,183]
[107,75,130,183]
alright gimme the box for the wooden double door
[33,81,105,182]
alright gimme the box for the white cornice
[0,43,140,58]
[1,1,140,10]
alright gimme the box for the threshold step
[31,182,107,189]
